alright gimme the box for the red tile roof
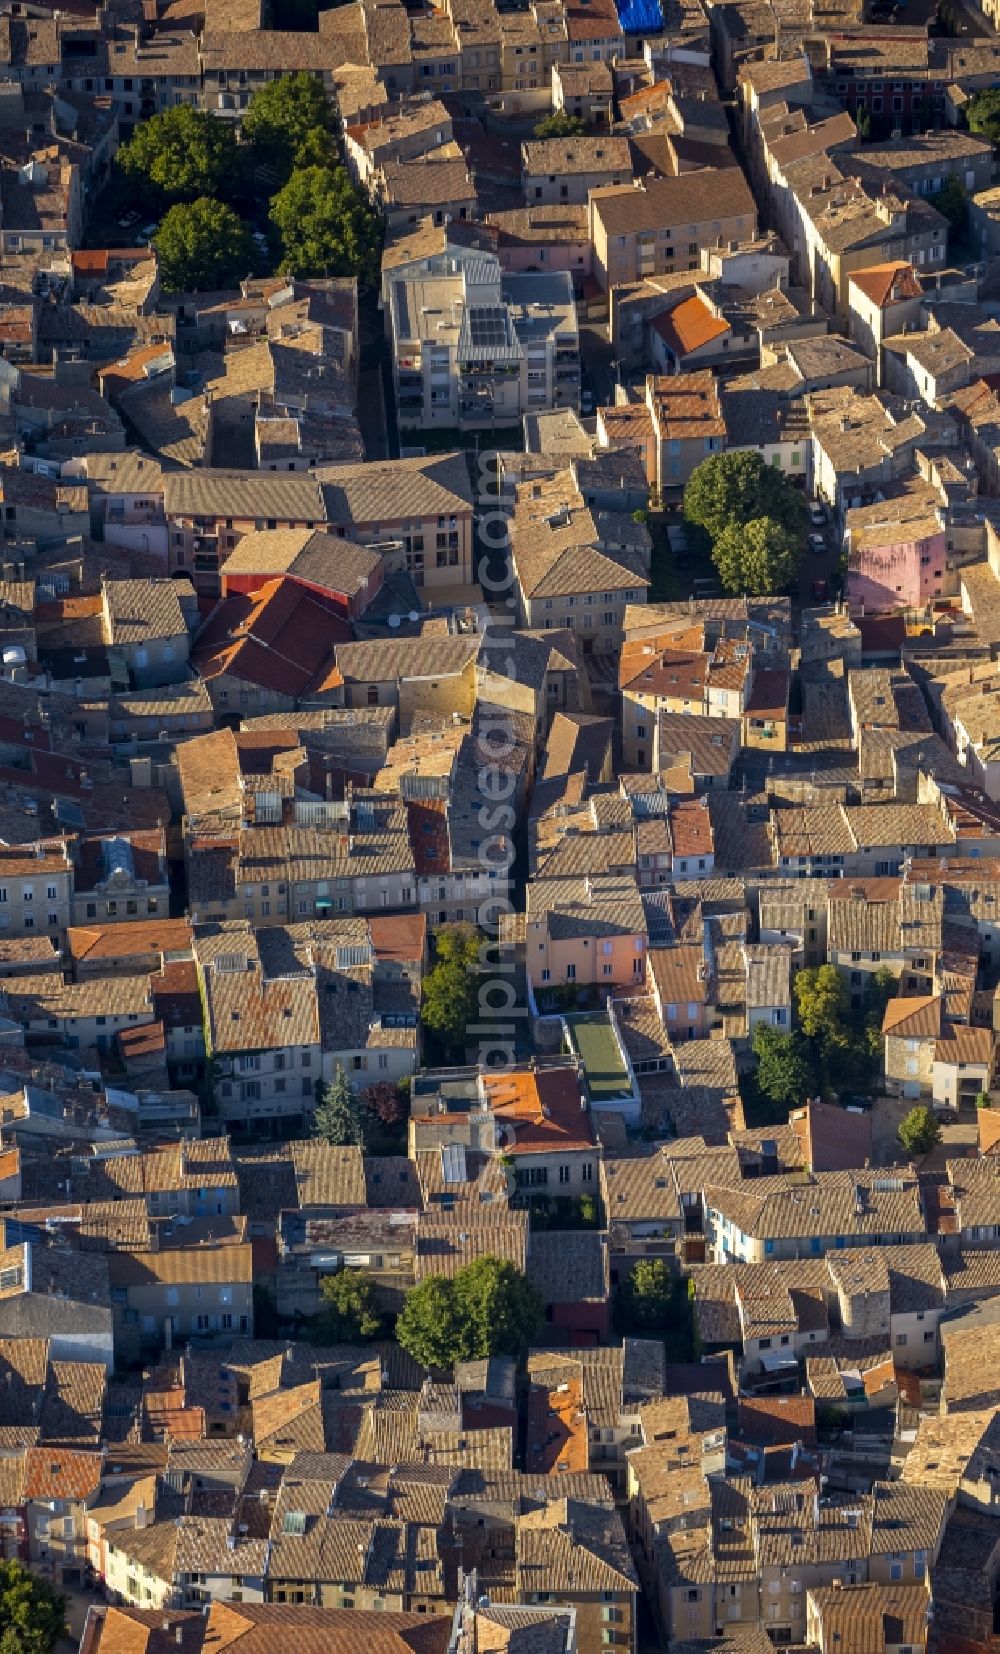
[482,1066,594,1153]
[192,579,352,699]
[118,1021,166,1061]
[368,913,427,965]
[152,960,203,1032]
[738,1394,817,1446]
[651,294,730,359]
[849,261,921,307]
[67,918,193,963]
[407,799,450,875]
[23,1446,103,1501]
[745,668,789,717]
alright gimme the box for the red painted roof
[192,579,351,698]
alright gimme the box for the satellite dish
[388,614,401,629]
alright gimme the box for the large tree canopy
[316,1270,383,1342]
[396,1256,542,1370]
[118,106,240,202]
[712,514,801,596]
[967,87,1000,148]
[615,1258,673,1332]
[0,1560,65,1654]
[243,73,335,177]
[684,449,807,541]
[153,199,255,293]
[794,964,849,1044]
[752,1025,813,1111]
[533,111,586,138]
[898,1105,941,1158]
[270,164,382,284]
[421,924,481,1057]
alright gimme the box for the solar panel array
[467,307,508,350]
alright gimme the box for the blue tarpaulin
[615,0,662,32]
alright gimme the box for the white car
[809,533,826,553]
[808,501,826,526]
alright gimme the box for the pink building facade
[846,528,947,613]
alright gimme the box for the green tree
[243,72,335,177]
[794,964,849,1043]
[533,111,586,138]
[317,1269,382,1342]
[855,104,872,141]
[118,105,240,203]
[898,1105,942,1157]
[270,164,382,284]
[396,1275,473,1370]
[313,1064,367,1147]
[861,967,898,1061]
[752,1025,813,1110]
[934,174,968,234]
[421,924,481,1056]
[0,1561,65,1654]
[967,87,1000,148]
[153,199,255,293]
[453,1255,543,1358]
[864,967,898,1027]
[396,1256,541,1370]
[976,1091,992,1110]
[683,449,808,549]
[712,514,801,596]
[616,1258,673,1332]
[293,126,338,168]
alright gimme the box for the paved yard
[870,1093,909,1166]
[870,1094,980,1168]
[923,1106,980,1172]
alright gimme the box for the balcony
[106,505,164,527]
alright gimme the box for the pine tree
[313,1065,366,1146]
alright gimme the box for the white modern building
[388,252,580,430]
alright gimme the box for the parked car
[842,1093,873,1112]
[116,209,140,228]
[809,501,826,526]
[809,533,826,553]
[812,577,828,601]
